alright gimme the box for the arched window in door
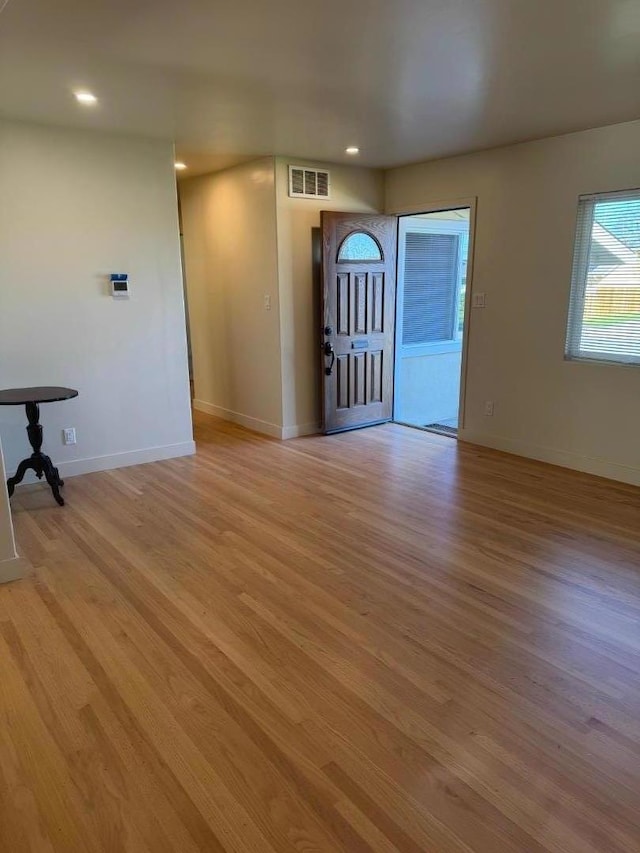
[337,231,383,262]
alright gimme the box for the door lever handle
[323,341,336,376]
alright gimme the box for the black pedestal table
[0,386,79,506]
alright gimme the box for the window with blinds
[566,189,640,365]
[402,232,460,345]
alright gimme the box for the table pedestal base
[6,402,65,506]
[7,452,65,506]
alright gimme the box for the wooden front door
[321,212,397,433]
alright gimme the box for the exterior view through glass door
[394,208,471,436]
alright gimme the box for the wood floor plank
[2,412,640,851]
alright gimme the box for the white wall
[275,158,384,435]
[179,158,283,436]
[386,119,640,485]
[0,120,194,481]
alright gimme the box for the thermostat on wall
[110,273,130,298]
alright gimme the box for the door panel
[370,350,383,402]
[321,212,397,433]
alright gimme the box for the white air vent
[288,165,330,199]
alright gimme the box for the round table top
[0,386,79,405]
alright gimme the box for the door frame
[387,197,478,433]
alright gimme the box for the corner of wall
[180,156,284,435]
[0,440,19,574]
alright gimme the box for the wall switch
[62,427,77,445]
[264,294,271,311]
[472,292,486,308]
[483,401,495,416]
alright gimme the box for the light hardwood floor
[2,412,640,852]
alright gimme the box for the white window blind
[566,189,640,364]
[402,232,460,345]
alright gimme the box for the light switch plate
[472,292,486,308]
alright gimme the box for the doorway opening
[393,208,471,437]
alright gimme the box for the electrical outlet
[472,292,486,308]
[62,427,76,445]
[484,401,494,416]
[264,293,271,311]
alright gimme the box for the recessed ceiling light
[345,146,360,155]
[174,162,187,171]
[74,91,97,105]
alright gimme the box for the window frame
[566,188,640,367]
[396,217,468,359]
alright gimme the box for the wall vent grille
[288,165,330,199]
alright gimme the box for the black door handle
[323,341,336,376]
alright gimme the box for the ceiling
[1,0,640,175]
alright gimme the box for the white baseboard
[0,556,27,584]
[58,441,196,478]
[12,441,196,484]
[193,400,284,439]
[193,400,321,441]
[459,428,640,487]
[282,422,321,439]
